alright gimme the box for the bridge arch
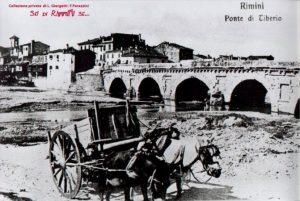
[224,76,272,103]
[229,79,271,113]
[175,77,210,111]
[138,77,163,102]
[109,78,127,99]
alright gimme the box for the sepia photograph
[0,0,299,200]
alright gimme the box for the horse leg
[129,187,134,200]
[124,187,132,201]
[98,191,105,201]
[141,183,149,201]
[172,167,182,198]
[175,176,182,198]
[105,190,111,201]
[95,182,106,201]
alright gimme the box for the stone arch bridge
[103,66,300,116]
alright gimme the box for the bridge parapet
[105,66,300,75]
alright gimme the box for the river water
[0,106,163,123]
[0,110,87,123]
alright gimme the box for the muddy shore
[0,86,299,201]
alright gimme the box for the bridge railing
[193,60,300,68]
[109,61,299,70]
[111,65,134,71]
[104,61,300,75]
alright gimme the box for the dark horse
[95,144,170,201]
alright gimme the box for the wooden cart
[48,101,145,198]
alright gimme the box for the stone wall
[32,77,47,89]
[75,73,102,91]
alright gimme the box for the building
[8,35,50,61]
[47,47,76,89]
[9,35,19,58]
[194,54,212,60]
[217,55,274,62]
[91,33,146,67]
[18,40,49,60]
[103,46,168,66]
[47,46,95,89]
[0,46,10,66]
[218,55,238,61]
[75,66,102,91]
[248,55,274,61]
[105,50,123,66]
[78,33,149,67]
[0,35,50,77]
[78,38,102,51]
[120,46,168,65]
[154,41,194,63]
[28,54,48,77]
[27,54,48,88]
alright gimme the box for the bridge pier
[163,98,176,112]
[271,103,279,114]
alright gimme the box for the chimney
[66,44,69,49]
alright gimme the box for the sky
[0,0,299,61]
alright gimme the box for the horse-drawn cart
[48,101,222,200]
[48,101,146,199]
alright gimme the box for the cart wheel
[189,160,212,183]
[49,131,82,198]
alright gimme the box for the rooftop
[122,46,167,58]
[9,35,19,39]
[20,41,50,47]
[49,47,77,54]
[195,54,212,59]
[248,55,274,60]
[0,46,9,52]
[157,41,193,51]
[78,37,102,45]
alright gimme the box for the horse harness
[198,145,221,178]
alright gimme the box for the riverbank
[0,112,299,200]
[0,86,299,200]
[0,86,121,113]
[0,86,119,145]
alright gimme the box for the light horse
[138,124,222,198]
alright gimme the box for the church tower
[10,35,19,48]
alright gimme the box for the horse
[138,125,222,198]
[160,137,222,198]
[95,143,171,201]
